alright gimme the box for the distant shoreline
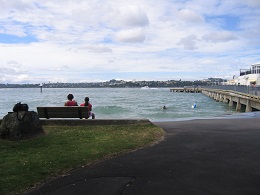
[0,79,214,89]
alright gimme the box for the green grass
[0,123,164,194]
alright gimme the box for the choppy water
[0,88,236,121]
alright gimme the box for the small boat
[141,86,149,89]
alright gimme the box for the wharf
[202,88,260,112]
[170,87,260,112]
[170,87,201,93]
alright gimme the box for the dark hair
[84,97,89,106]
[67,94,74,100]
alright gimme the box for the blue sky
[0,34,38,43]
[0,0,260,84]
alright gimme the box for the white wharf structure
[236,62,260,86]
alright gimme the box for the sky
[0,0,260,84]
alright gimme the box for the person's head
[85,97,89,102]
[67,94,74,101]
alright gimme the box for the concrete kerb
[0,118,151,126]
[39,119,151,126]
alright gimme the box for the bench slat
[37,107,89,119]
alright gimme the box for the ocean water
[0,88,236,121]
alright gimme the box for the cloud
[106,5,149,44]
[49,65,70,71]
[0,24,27,37]
[200,59,216,65]
[243,0,260,7]
[107,5,149,28]
[0,60,31,83]
[0,0,33,11]
[177,9,204,23]
[0,61,24,74]
[202,31,238,43]
[177,35,198,50]
[78,45,112,53]
[123,6,149,27]
[115,28,146,43]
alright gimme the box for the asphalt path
[26,117,260,195]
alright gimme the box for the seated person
[64,94,78,106]
[80,97,95,119]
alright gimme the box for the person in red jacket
[64,94,78,106]
[80,97,95,119]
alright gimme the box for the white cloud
[200,59,216,65]
[202,31,237,43]
[108,5,149,28]
[78,45,112,53]
[0,24,27,37]
[0,0,33,11]
[115,28,146,43]
[177,35,198,50]
[178,9,204,23]
[0,60,32,83]
[0,61,26,74]
[243,0,260,7]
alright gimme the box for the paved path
[27,118,260,195]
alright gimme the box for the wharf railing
[202,85,260,96]
[170,85,260,96]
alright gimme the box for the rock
[0,111,44,140]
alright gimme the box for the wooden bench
[37,106,89,119]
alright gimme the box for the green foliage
[0,123,164,194]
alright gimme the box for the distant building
[207,77,227,85]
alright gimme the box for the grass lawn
[0,122,164,194]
